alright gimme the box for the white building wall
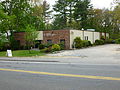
[70,30,83,49]
[70,30,105,49]
[94,32,100,42]
[36,31,43,40]
[84,31,94,43]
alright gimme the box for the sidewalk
[0,57,59,62]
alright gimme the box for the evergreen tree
[53,0,68,29]
[74,0,92,29]
[42,0,52,30]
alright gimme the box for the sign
[87,29,95,32]
[44,33,57,37]
[7,50,12,57]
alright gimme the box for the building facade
[14,30,109,49]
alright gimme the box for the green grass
[0,50,45,57]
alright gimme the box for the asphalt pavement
[0,61,120,90]
[0,44,120,90]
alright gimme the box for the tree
[0,3,6,19]
[0,2,16,47]
[0,0,49,50]
[0,33,9,51]
[30,0,42,6]
[53,0,76,29]
[42,0,52,25]
[53,0,92,29]
[102,9,113,33]
[31,0,52,30]
[110,4,120,38]
[52,15,65,30]
[25,25,38,52]
[113,0,120,5]
[53,0,68,29]
[32,4,45,30]
[66,0,75,28]
[74,0,92,29]
[0,0,38,49]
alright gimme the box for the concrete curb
[0,56,81,63]
[0,57,59,62]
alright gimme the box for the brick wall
[43,30,70,49]
[14,32,26,46]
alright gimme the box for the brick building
[43,30,70,49]
[14,30,109,49]
[14,32,26,46]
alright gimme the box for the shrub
[88,41,92,46]
[19,46,25,50]
[82,40,92,47]
[82,40,88,47]
[101,36,105,40]
[39,44,45,49]
[94,40,104,45]
[74,37,83,48]
[41,47,52,53]
[51,44,61,51]
[44,43,53,48]
[105,38,114,44]
[59,42,65,50]
[115,38,120,44]
[101,40,105,44]
[0,42,9,51]
[94,40,99,45]
[11,40,20,50]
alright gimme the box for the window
[85,36,88,40]
[60,39,65,44]
[60,39,65,49]
[47,40,52,44]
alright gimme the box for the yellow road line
[0,68,120,81]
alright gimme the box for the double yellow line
[0,68,120,81]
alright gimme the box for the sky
[47,0,114,9]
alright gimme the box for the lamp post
[82,28,84,40]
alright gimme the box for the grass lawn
[0,50,45,57]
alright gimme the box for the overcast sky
[47,0,114,9]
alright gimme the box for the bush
[88,41,92,46]
[94,40,104,45]
[115,38,120,44]
[105,38,114,44]
[100,40,104,45]
[51,44,61,51]
[82,40,92,47]
[59,43,65,50]
[101,36,105,40]
[39,44,45,49]
[0,42,9,51]
[41,44,61,53]
[41,47,52,53]
[11,40,20,50]
[44,43,53,48]
[74,37,83,49]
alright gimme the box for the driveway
[48,44,120,64]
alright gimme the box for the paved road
[0,61,120,90]
[0,44,120,90]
